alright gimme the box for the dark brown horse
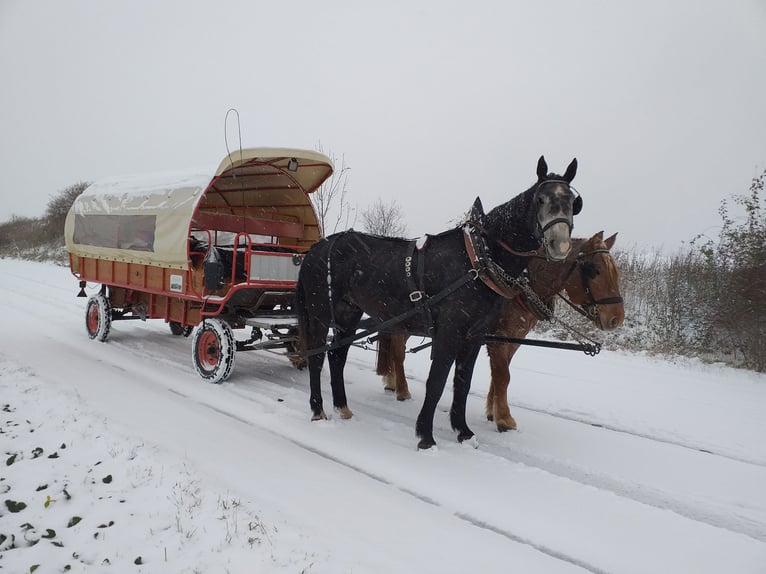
[376,231,624,431]
[296,156,582,449]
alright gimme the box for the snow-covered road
[2,259,765,573]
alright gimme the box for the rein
[482,242,626,355]
[304,197,612,359]
[305,220,543,357]
[462,224,606,355]
[303,268,479,357]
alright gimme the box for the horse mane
[483,183,539,253]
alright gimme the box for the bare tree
[360,198,409,237]
[312,143,355,236]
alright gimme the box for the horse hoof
[396,392,411,401]
[311,411,327,421]
[457,430,475,444]
[383,375,396,392]
[417,438,437,451]
[495,417,517,432]
[336,406,353,419]
[459,435,479,449]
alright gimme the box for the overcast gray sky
[1,0,765,250]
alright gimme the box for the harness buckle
[409,291,424,302]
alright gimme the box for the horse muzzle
[541,218,573,261]
[584,301,625,331]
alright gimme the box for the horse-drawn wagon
[65,148,333,383]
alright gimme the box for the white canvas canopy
[65,148,333,270]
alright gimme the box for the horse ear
[605,232,618,249]
[536,156,548,180]
[563,158,578,182]
[469,196,485,224]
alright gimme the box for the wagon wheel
[191,318,235,383]
[85,293,111,342]
[169,321,193,337]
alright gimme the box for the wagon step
[244,315,298,329]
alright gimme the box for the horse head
[533,155,582,261]
[562,231,624,331]
[480,156,582,272]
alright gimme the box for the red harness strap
[462,226,518,299]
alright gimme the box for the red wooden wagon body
[64,148,333,382]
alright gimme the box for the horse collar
[462,224,521,299]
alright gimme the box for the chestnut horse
[296,157,582,449]
[376,231,624,431]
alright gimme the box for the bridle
[536,179,582,238]
[557,247,623,326]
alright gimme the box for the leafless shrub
[0,181,88,264]
[590,169,766,371]
[360,198,409,237]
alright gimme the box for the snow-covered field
[1,259,765,573]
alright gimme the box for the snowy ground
[1,258,765,574]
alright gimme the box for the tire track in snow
[381,389,766,543]
[15,281,764,545]
[4,267,762,546]
[225,359,766,544]
[166,387,609,574]
[506,400,766,468]
[346,354,766,469]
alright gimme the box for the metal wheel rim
[86,302,100,335]
[196,330,221,372]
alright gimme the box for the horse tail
[376,333,392,377]
[294,270,309,359]
[293,237,331,363]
